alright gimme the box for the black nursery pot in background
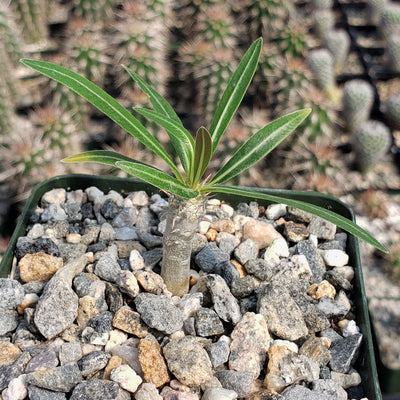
[0,174,383,400]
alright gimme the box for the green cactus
[382,93,400,130]
[323,29,351,73]
[11,0,48,44]
[386,32,400,72]
[273,23,307,58]
[72,0,114,24]
[0,3,23,66]
[353,120,391,172]
[379,4,400,40]
[306,49,337,100]
[313,9,335,40]
[342,79,375,132]
[312,0,333,9]
[366,0,387,25]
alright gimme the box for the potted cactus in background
[21,38,386,296]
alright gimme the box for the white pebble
[265,203,287,220]
[271,339,298,353]
[269,237,289,258]
[129,250,145,272]
[202,387,238,399]
[220,203,234,218]
[199,220,211,235]
[2,375,28,400]
[66,233,82,244]
[27,223,45,240]
[105,330,128,353]
[309,234,318,248]
[338,319,360,337]
[111,364,142,393]
[292,254,312,278]
[320,249,349,267]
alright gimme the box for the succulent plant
[366,0,387,25]
[386,32,400,72]
[379,4,400,40]
[353,120,391,172]
[342,79,375,132]
[72,0,114,24]
[0,3,23,67]
[273,23,308,58]
[306,49,337,100]
[11,0,48,44]
[382,93,400,130]
[312,0,333,9]
[313,9,335,40]
[323,29,351,73]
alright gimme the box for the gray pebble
[205,335,231,368]
[28,385,67,400]
[296,240,326,283]
[195,307,225,337]
[329,333,363,373]
[195,243,230,273]
[78,351,111,377]
[0,352,31,391]
[59,342,83,365]
[215,370,253,398]
[70,378,120,400]
[234,239,258,265]
[25,350,59,373]
[95,253,121,283]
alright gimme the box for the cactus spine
[323,29,351,73]
[353,120,391,172]
[386,32,400,72]
[382,93,400,130]
[342,80,375,132]
[379,4,400,40]
[306,49,337,100]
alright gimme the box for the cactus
[312,0,333,9]
[273,23,307,58]
[342,79,375,132]
[382,93,400,130]
[306,49,337,100]
[323,29,351,73]
[11,0,48,44]
[0,3,23,66]
[353,120,391,172]
[313,9,335,40]
[379,4,400,40]
[72,0,114,24]
[386,32,400,72]
[366,0,387,25]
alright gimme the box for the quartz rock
[265,204,287,220]
[331,369,362,388]
[317,290,351,318]
[2,374,27,400]
[281,384,333,400]
[319,249,349,267]
[177,293,203,320]
[111,364,142,393]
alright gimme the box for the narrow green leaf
[115,161,199,199]
[62,150,142,167]
[191,127,212,185]
[20,59,182,181]
[210,109,311,185]
[134,107,194,174]
[209,38,262,154]
[209,185,388,253]
[123,65,183,125]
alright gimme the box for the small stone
[324,270,353,291]
[265,204,287,220]
[109,344,141,375]
[195,307,225,337]
[135,293,184,334]
[129,249,146,271]
[195,243,230,273]
[216,261,240,287]
[220,203,234,218]
[199,220,211,235]
[287,207,314,223]
[229,312,271,378]
[112,207,139,228]
[215,370,253,398]
[115,227,138,240]
[299,336,331,367]
[234,239,258,264]
[308,280,336,300]
[66,233,82,244]
[319,249,349,267]
[0,342,22,367]
[296,240,326,283]
[0,278,24,309]
[177,293,203,320]
[70,378,120,400]
[217,233,239,255]
[317,290,351,318]
[26,363,82,392]
[27,223,45,239]
[331,369,362,388]
[115,270,140,298]
[257,283,308,341]
[103,355,123,380]
[134,382,162,400]
[42,188,66,205]
[210,218,236,234]
[28,385,67,400]
[0,309,18,335]
[205,335,231,368]
[272,340,299,353]
[18,253,63,283]
[329,333,363,373]
[268,237,289,258]
[78,351,111,378]
[2,375,28,400]
[81,327,109,346]
[95,253,121,283]
[135,270,165,294]
[105,330,128,353]
[59,342,83,365]
[163,336,213,386]
[112,306,149,338]
[129,191,149,206]
[202,387,238,400]
[231,275,258,298]
[160,387,199,400]
[244,258,275,281]
[281,384,332,400]
[138,336,170,387]
[337,319,360,337]
[88,311,114,333]
[25,350,59,373]
[242,219,283,249]
[312,379,347,400]
[332,266,354,282]
[15,237,60,259]
[105,283,124,313]
[0,352,31,391]
[308,217,336,240]
[284,221,309,242]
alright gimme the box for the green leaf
[210,109,311,185]
[209,185,388,253]
[134,108,194,174]
[20,59,183,181]
[191,127,213,185]
[62,150,142,167]
[123,65,183,125]
[209,37,262,154]
[115,161,199,199]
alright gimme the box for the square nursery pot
[0,174,383,399]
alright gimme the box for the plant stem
[161,195,205,296]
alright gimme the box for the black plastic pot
[0,174,383,400]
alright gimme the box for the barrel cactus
[386,32,400,72]
[379,4,400,40]
[342,80,375,132]
[366,0,387,25]
[353,120,391,172]
[313,9,335,40]
[382,93,400,130]
[323,29,351,73]
[306,49,337,100]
